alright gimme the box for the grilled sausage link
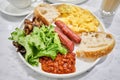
[55,20,81,43]
[55,27,74,52]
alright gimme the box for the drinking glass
[100,0,120,16]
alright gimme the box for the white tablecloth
[0,0,120,80]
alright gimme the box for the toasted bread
[34,3,60,25]
[76,32,115,60]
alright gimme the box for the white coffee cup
[7,0,37,9]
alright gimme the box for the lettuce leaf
[9,25,67,66]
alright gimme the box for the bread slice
[76,32,115,60]
[34,3,60,25]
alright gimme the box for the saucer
[46,0,88,4]
[0,0,34,16]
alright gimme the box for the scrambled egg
[56,4,100,33]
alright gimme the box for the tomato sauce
[40,53,76,74]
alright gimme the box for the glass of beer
[100,0,120,16]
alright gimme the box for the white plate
[47,0,88,4]
[17,3,105,78]
[0,0,34,16]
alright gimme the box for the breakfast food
[56,4,100,33]
[55,27,74,52]
[9,3,115,75]
[76,32,115,60]
[34,3,60,25]
[55,20,81,43]
[40,53,75,74]
[9,4,77,74]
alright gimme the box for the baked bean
[40,53,76,74]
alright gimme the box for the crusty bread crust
[76,32,115,60]
[34,3,60,25]
[34,7,49,25]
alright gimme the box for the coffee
[101,0,120,15]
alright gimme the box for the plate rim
[17,3,105,78]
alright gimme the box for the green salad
[9,25,67,66]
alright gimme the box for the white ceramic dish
[47,0,88,4]
[0,0,33,16]
[17,3,105,78]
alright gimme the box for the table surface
[0,0,120,80]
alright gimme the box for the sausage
[55,20,81,43]
[55,27,74,52]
